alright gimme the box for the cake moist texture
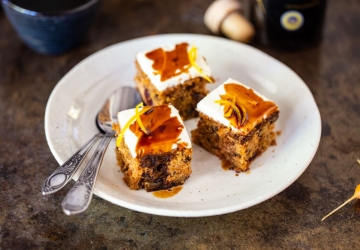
[114,104,192,191]
[191,78,279,172]
[135,42,213,120]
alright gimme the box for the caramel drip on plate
[221,160,232,171]
[222,83,277,129]
[145,43,190,82]
[153,186,183,198]
[129,105,184,156]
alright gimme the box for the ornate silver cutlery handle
[61,134,113,215]
[42,133,103,195]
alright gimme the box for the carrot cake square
[135,42,213,120]
[114,103,192,191]
[191,78,279,172]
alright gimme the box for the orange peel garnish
[116,102,150,147]
[135,102,149,134]
[238,102,247,125]
[215,99,243,127]
[224,105,233,118]
[215,93,248,126]
[322,184,360,221]
[188,46,212,83]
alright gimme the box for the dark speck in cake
[144,88,153,105]
[192,92,204,103]
[183,156,191,163]
[156,163,167,173]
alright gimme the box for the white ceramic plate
[45,34,321,217]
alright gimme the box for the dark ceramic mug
[1,0,99,55]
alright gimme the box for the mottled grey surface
[1,0,360,249]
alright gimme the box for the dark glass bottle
[254,0,327,49]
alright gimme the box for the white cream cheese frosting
[118,104,191,158]
[136,43,212,92]
[197,78,278,134]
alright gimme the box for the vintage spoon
[42,86,141,195]
[62,86,142,215]
[42,135,101,195]
[42,86,141,214]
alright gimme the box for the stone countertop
[1,0,360,249]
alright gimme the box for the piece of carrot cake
[191,78,279,172]
[114,103,192,191]
[134,42,213,120]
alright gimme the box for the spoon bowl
[42,86,141,214]
[97,86,143,134]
